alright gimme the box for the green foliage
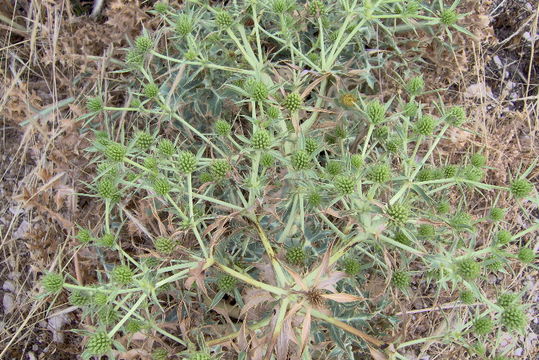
[152,348,169,360]
[366,100,386,124]
[391,270,410,289]
[217,274,237,293]
[497,293,517,309]
[490,207,505,222]
[342,258,361,276]
[517,247,535,263]
[76,228,92,244]
[459,290,475,304]
[387,203,409,225]
[178,151,197,173]
[291,150,311,170]
[283,92,302,111]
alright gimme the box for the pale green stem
[187,174,194,220]
[216,262,287,296]
[156,262,199,275]
[150,50,253,75]
[170,112,227,157]
[248,151,261,207]
[155,269,190,288]
[362,124,374,157]
[191,192,244,211]
[253,219,288,287]
[108,293,147,338]
[410,124,450,179]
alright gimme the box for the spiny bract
[334,175,355,195]
[386,203,409,225]
[501,306,527,330]
[510,178,533,199]
[367,164,391,183]
[214,119,232,137]
[473,317,493,336]
[42,273,64,293]
[217,274,237,293]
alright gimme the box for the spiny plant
[44,1,538,359]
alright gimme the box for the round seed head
[305,138,319,154]
[210,159,230,179]
[403,101,418,117]
[436,200,451,214]
[260,153,275,168]
[387,203,409,225]
[416,168,433,182]
[497,293,517,309]
[69,290,90,306]
[443,165,457,178]
[485,256,503,271]
[463,166,484,182]
[105,143,127,162]
[98,178,118,200]
[308,0,326,16]
[135,36,153,53]
[87,97,104,113]
[470,153,486,167]
[283,92,302,111]
[307,190,322,207]
[286,246,306,265]
[334,125,347,140]
[176,14,193,36]
[251,129,271,149]
[418,224,435,237]
[144,157,158,173]
[154,2,168,14]
[367,164,391,183]
[217,274,237,293]
[98,307,119,326]
[112,265,134,285]
[386,138,401,152]
[267,106,281,119]
[342,258,360,276]
[199,172,213,183]
[326,161,342,177]
[135,131,154,150]
[178,151,197,173]
[184,50,198,61]
[158,139,176,156]
[439,8,458,25]
[152,348,169,360]
[339,92,357,108]
[414,115,436,135]
[392,270,410,289]
[154,237,176,255]
[450,211,472,228]
[517,247,535,263]
[246,80,268,102]
[216,11,233,28]
[446,106,466,126]
[489,207,505,222]
[190,352,212,360]
[350,154,363,169]
[373,126,389,141]
[125,319,144,333]
[153,177,171,196]
[501,306,527,330]
[93,292,108,306]
[456,258,481,280]
[144,83,159,98]
[510,178,533,199]
[334,175,355,195]
[366,100,386,124]
[126,50,144,68]
[473,316,493,336]
[404,1,420,15]
[496,229,512,245]
[406,76,424,96]
[459,290,475,304]
[86,332,112,356]
[76,228,92,244]
[98,233,115,247]
[394,231,412,246]
[215,120,232,137]
[291,150,311,170]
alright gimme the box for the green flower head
[342,258,361,276]
[86,331,112,356]
[392,270,410,289]
[135,131,154,150]
[286,246,306,266]
[510,178,533,199]
[217,274,237,293]
[366,100,386,124]
[215,119,232,137]
[135,35,153,53]
[154,236,176,255]
[112,265,134,285]
[501,306,527,330]
[251,129,271,149]
[291,150,311,170]
[178,151,197,173]
[283,92,302,111]
[367,164,391,183]
[456,258,481,280]
[414,115,436,136]
[158,139,176,157]
[473,316,493,336]
[334,175,355,195]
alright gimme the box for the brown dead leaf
[321,293,364,303]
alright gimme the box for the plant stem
[216,262,287,296]
[108,293,147,338]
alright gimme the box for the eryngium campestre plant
[55,1,538,358]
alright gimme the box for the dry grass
[0,0,537,359]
